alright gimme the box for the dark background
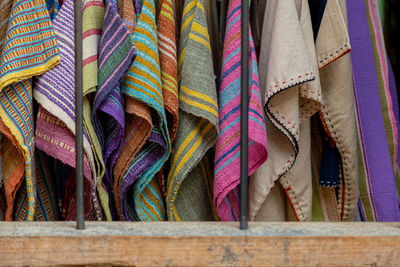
[382,0,400,101]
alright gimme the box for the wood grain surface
[1,222,399,266]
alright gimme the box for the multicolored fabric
[92,0,136,220]
[34,0,101,220]
[113,0,153,219]
[0,0,60,221]
[348,0,400,221]
[46,0,60,19]
[14,151,60,221]
[80,0,107,219]
[121,0,170,221]
[0,0,13,53]
[214,0,268,221]
[13,0,64,222]
[156,0,179,197]
[166,0,219,221]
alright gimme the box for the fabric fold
[348,0,400,221]
[155,0,179,197]
[34,0,102,220]
[81,0,107,219]
[311,0,358,221]
[113,0,154,220]
[249,0,321,221]
[92,0,136,220]
[0,0,60,220]
[213,0,268,221]
[166,0,219,221]
[120,0,171,221]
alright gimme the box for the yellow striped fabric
[166,0,219,221]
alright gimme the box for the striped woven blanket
[120,0,170,221]
[155,0,179,197]
[348,0,400,221]
[214,0,268,221]
[0,0,60,220]
[34,0,102,220]
[166,0,219,221]
[92,0,136,220]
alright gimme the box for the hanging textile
[12,0,62,222]
[310,0,358,222]
[113,0,153,220]
[92,0,136,220]
[348,0,400,221]
[249,0,321,221]
[81,0,107,219]
[13,151,60,221]
[155,0,179,198]
[34,0,102,220]
[213,0,268,221]
[166,0,219,221]
[0,0,60,221]
[120,0,170,221]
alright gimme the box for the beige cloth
[312,0,358,221]
[250,0,321,221]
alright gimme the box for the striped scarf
[11,0,62,221]
[80,0,107,219]
[113,0,153,220]
[34,0,102,220]
[0,0,60,221]
[348,0,400,221]
[156,0,179,197]
[214,0,268,221]
[166,0,219,221]
[120,0,170,221]
[92,0,136,220]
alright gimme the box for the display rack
[0,0,399,266]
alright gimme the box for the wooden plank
[1,222,400,266]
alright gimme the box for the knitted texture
[0,0,60,220]
[214,0,268,221]
[166,0,219,221]
[120,0,170,221]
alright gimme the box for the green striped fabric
[166,0,219,221]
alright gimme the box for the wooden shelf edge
[1,222,399,266]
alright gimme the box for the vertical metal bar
[75,0,85,230]
[240,0,249,230]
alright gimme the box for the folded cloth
[166,0,219,221]
[13,151,61,221]
[92,0,136,220]
[250,0,321,221]
[113,0,153,220]
[155,0,179,197]
[34,0,102,220]
[120,0,171,221]
[310,0,358,221]
[0,0,60,220]
[81,0,107,219]
[213,0,268,221]
[348,0,400,221]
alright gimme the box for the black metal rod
[75,0,85,230]
[240,0,249,230]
